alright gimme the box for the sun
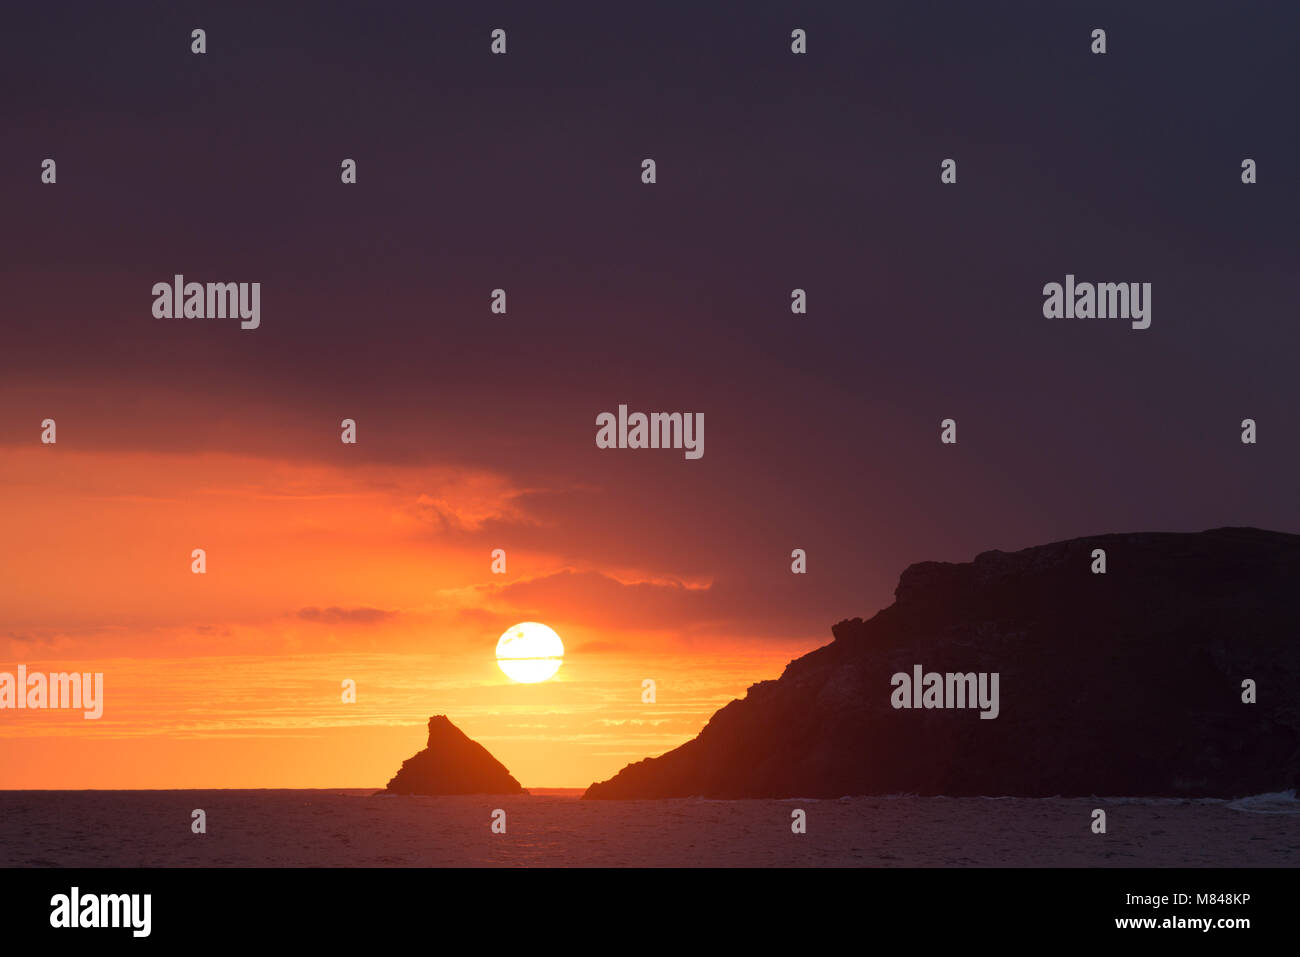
[496,622,564,683]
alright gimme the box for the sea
[1,789,1296,867]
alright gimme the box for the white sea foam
[1226,790,1299,814]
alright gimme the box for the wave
[1226,790,1299,814]
[671,791,1297,809]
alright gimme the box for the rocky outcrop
[584,528,1300,799]
[385,715,526,795]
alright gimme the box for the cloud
[489,568,830,642]
[296,606,397,625]
[572,640,627,654]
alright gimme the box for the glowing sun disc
[496,622,564,683]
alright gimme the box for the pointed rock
[385,715,526,795]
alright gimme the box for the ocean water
[1,790,1296,867]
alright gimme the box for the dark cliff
[385,715,526,795]
[584,528,1300,799]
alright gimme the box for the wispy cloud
[297,606,397,625]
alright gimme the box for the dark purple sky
[3,0,1298,636]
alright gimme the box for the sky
[2,1,1298,787]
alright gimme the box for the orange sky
[0,446,822,788]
